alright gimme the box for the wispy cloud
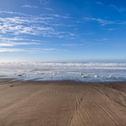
[0,10,30,17]
[84,17,114,26]
[0,42,39,47]
[84,17,126,26]
[0,47,57,53]
[0,36,41,48]
[0,9,77,56]
[0,16,54,36]
[0,35,57,53]
[31,48,56,52]
[96,1,126,13]
[0,11,75,38]
[44,7,54,11]
[109,4,126,13]
[0,48,24,53]
[0,36,41,42]
[38,0,49,5]
[0,35,41,55]
[61,43,85,47]
[21,5,38,9]
[96,1,104,5]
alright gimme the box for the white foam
[0,61,126,82]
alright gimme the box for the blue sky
[0,0,126,61]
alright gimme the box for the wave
[0,62,126,82]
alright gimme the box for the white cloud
[0,16,55,36]
[0,48,24,52]
[21,5,38,9]
[0,36,41,48]
[61,43,85,47]
[84,17,114,26]
[0,36,42,42]
[0,35,57,53]
[0,12,74,38]
[83,16,126,26]
[0,43,15,47]
[0,10,30,17]
[0,43,18,47]
[38,48,56,51]
[0,42,38,47]
[0,47,57,53]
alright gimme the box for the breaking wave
[0,61,126,82]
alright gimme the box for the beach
[0,80,125,126]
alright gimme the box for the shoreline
[0,78,126,85]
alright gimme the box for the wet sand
[0,80,125,126]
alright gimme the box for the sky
[0,0,126,61]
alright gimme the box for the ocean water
[0,61,126,82]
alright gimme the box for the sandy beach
[0,80,125,126]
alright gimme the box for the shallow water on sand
[0,62,126,82]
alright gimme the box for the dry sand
[0,80,125,126]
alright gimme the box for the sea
[0,61,126,82]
